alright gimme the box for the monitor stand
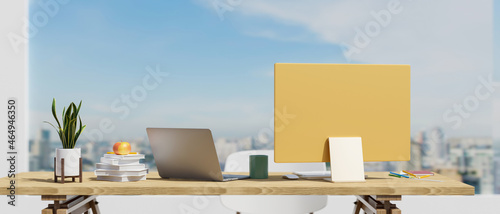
[326,137,366,182]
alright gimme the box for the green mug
[250,155,268,179]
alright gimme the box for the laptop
[146,128,250,181]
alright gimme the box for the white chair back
[224,150,326,172]
[221,150,328,214]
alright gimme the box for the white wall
[0,0,29,210]
[0,1,28,170]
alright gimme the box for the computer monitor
[274,63,410,163]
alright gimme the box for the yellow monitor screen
[274,63,410,163]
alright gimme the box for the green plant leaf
[71,117,77,147]
[74,101,82,119]
[71,103,78,147]
[74,125,86,142]
[63,114,75,148]
[79,115,82,131]
[51,98,61,129]
[70,102,76,120]
[74,116,84,146]
[66,118,77,148]
[64,104,72,130]
[47,99,86,149]
[74,125,86,146]
[74,117,86,147]
[61,106,66,124]
[60,126,67,148]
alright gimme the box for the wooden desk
[0,172,474,214]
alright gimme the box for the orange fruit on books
[113,141,131,155]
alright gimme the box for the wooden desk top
[0,172,474,196]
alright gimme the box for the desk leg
[41,195,100,214]
[353,195,401,214]
[90,199,101,214]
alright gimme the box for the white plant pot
[55,148,81,176]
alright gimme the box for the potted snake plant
[45,98,86,178]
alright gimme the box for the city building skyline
[29,125,496,194]
[25,0,497,196]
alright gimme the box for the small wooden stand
[54,157,83,183]
[353,195,401,214]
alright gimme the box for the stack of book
[95,153,148,182]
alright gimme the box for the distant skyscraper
[448,137,494,194]
[29,139,39,171]
[420,127,447,169]
[413,131,425,145]
[429,127,447,164]
[39,129,52,170]
[408,140,422,170]
[418,131,433,169]
[30,129,52,171]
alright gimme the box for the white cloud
[235,0,383,43]
[223,0,492,73]
[197,0,494,137]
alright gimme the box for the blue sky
[29,0,495,141]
